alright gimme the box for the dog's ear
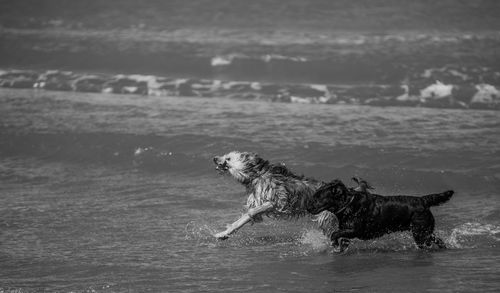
[242,152,256,160]
[331,185,340,195]
[253,156,267,167]
[329,179,347,195]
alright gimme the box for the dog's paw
[332,245,343,253]
[214,232,229,240]
[332,238,350,253]
[332,245,350,253]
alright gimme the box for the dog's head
[213,151,268,184]
[307,179,349,214]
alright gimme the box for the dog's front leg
[330,229,356,253]
[214,202,274,240]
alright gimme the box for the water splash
[299,222,500,253]
[446,222,500,248]
[184,220,220,246]
[299,229,330,252]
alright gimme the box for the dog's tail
[421,190,454,207]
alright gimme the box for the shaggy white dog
[213,151,336,240]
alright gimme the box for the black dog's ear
[315,182,332,195]
[329,179,347,194]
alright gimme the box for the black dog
[307,179,454,252]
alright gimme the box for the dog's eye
[226,157,231,161]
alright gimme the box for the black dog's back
[354,191,453,239]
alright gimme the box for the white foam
[420,80,453,99]
[134,146,154,156]
[310,84,328,93]
[290,96,312,104]
[250,82,262,91]
[102,87,113,94]
[448,69,469,81]
[262,54,307,63]
[420,66,470,81]
[318,96,332,104]
[33,81,45,89]
[471,84,500,104]
[174,79,189,86]
[211,55,234,66]
[122,86,139,93]
[332,36,366,45]
[127,74,159,84]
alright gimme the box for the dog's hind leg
[410,211,445,249]
[412,230,446,249]
[429,235,446,249]
[214,202,274,240]
[412,230,433,249]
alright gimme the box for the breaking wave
[1,66,499,110]
[2,30,500,110]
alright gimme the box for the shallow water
[0,88,499,292]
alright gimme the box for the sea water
[0,88,499,292]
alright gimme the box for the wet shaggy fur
[308,179,454,252]
[213,151,337,239]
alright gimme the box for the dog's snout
[214,156,226,167]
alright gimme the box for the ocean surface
[3,27,500,110]
[0,86,499,292]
